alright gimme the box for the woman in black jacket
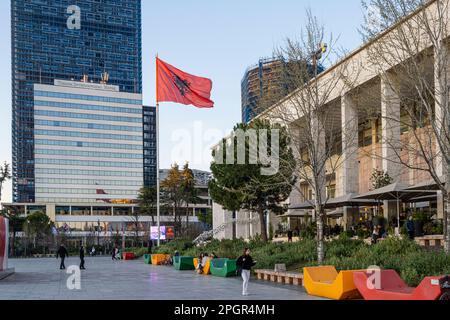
[236,248,256,296]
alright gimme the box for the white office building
[33,79,144,203]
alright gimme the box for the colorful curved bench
[193,258,211,275]
[122,252,135,261]
[143,254,152,264]
[210,259,237,278]
[353,270,446,300]
[151,254,170,265]
[303,266,363,300]
[173,256,195,270]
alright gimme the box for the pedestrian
[148,240,153,254]
[287,230,293,243]
[236,248,257,296]
[196,253,205,274]
[57,244,69,270]
[406,216,415,240]
[371,225,380,245]
[91,246,96,257]
[112,245,118,261]
[79,244,86,270]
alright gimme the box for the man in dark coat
[406,216,415,240]
[57,244,69,270]
[79,244,86,270]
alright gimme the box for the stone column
[434,41,450,246]
[341,94,360,230]
[381,75,402,180]
[381,75,402,222]
[434,42,449,179]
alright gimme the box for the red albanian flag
[156,57,214,108]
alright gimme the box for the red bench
[122,252,136,261]
[353,270,447,300]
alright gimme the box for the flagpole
[156,55,161,247]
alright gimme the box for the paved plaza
[0,257,320,300]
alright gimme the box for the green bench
[210,258,237,277]
[143,254,152,264]
[173,256,195,270]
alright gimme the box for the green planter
[143,254,151,264]
[173,256,195,270]
[210,259,237,277]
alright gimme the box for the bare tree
[260,10,360,263]
[360,0,450,252]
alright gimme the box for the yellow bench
[193,258,211,275]
[303,266,363,300]
[151,254,170,265]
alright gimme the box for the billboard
[150,226,175,241]
[150,226,166,241]
[0,217,8,272]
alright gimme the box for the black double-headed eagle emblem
[173,74,191,96]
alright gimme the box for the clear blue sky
[0,0,364,202]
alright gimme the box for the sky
[0,0,365,203]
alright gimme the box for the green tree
[23,211,53,253]
[137,186,157,226]
[0,162,11,204]
[136,186,157,246]
[370,169,393,190]
[161,164,185,236]
[210,119,297,242]
[180,163,200,235]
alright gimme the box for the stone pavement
[0,257,322,300]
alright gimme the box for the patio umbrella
[289,193,377,211]
[404,176,445,191]
[354,182,436,230]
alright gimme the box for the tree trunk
[258,207,268,242]
[315,204,325,265]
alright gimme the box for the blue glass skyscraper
[11,0,142,202]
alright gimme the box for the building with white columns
[213,0,449,239]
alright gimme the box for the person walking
[236,248,257,296]
[79,244,86,270]
[112,245,118,261]
[57,244,69,270]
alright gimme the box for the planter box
[173,256,195,270]
[151,254,170,265]
[143,254,152,264]
[210,259,237,278]
[122,252,136,261]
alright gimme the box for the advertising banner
[150,226,166,241]
[0,217,8,272]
